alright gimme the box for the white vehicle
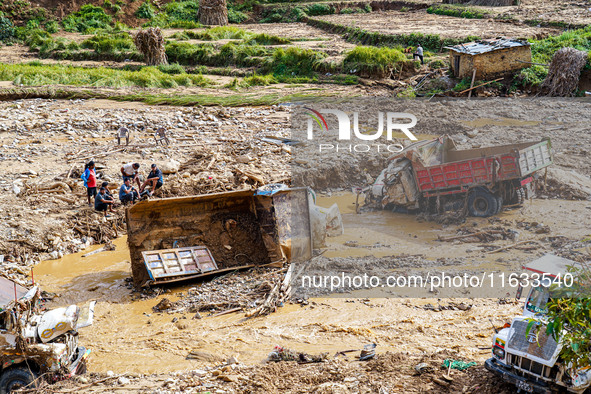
[0,277,95,393]
[485,254,590,393]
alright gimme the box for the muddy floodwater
[30,194,590,373]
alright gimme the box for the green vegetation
[136,1,156,19]
[272,46,327,75]
[306,18,479,51]
[228,9,249,24]
[62,5,112,33]
[260,2,370,23]
[0,15,15,42]
[427,5,487,19]
[157,63,186,74]
[144,0,201,28]
[0,62,213,89]
[428,59,446,69]
[515,26,591,88]
[45,20,59,33]
[343,46,405,76]
[170,27,290,45]
[81,31,134,55]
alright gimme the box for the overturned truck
[126,188,312,288]
[365,136,552,217]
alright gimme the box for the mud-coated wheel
[467,189,498,217]
[495,195,503,215]
[0,367,37,394]
[516,187,525,205]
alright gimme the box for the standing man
[414,44,424,65]
[140,163,164,195]
[121,162,141,189]
[119,178,139,205]
[95,187,115,217]
[81,160,97,206]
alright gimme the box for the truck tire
[468,189,498,217]
[495,195,503,215]
[0,367,37,394]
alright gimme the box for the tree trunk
[198,0,228,26]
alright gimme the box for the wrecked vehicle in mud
[365,136,552,217]
[0,277,94,393]
[485,254,589,393]
[126,187,312,288]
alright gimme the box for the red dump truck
[366,136,552,217]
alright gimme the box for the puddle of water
[462,118,540,128]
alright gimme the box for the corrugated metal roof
[444,38,530,55]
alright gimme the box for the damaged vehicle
[0,277,94,393]
[485,254,590,393]
[365,135,552,217]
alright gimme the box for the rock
[193,312,202,319]
[160,159,180,174]
[153,298,173,312]
[106,370,115,378]
[187,350,222,362]
[465,129,479,138]
[236,155,251,164]
[118,376,131,385]
[11,185,20,195]
[227,355,239,365]
[217,374,239,382]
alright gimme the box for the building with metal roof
[445,38,532,79]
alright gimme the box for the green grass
[81,31,134,55]
[170,27,290,45]
[427,5,487,19]
[514,26,591,88]
[0,63,214,88]
[271,46,327,75]
[343,46,405,77]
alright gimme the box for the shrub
[164,0,199,22]
[271,46,327,75]
[136,1,156,19]
[242,73,277,86]
[343,46,405,77]
[228,9,248,23]
[158,62,185,74]
[427,5,486,19]
[0,16,15,42]
[45,20,60,33]
[82,32,134,54]
[429,59,446,69]
[245,33,290,45]
[62,5,112,33]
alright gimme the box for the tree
[198,0,228,26]
[534,259,591,369]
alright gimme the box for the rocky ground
[2,97,591,393]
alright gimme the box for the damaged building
[446,38,531,79]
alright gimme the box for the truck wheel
[495,195,503,215]
[0,367,37,394]
[468,189,498,217]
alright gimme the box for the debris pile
[152,267,289,317]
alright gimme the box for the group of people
[81,161,164,217]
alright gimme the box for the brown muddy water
[29,194,588,373]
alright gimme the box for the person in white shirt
[414,44,424,65]
[120,162,141,188]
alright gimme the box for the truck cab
[485,254,591,393]
[0,277,95,393]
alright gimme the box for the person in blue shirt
[119,178,139,205]
[95,187,115,217]
[140,163,164,196]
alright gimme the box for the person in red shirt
[82,160,97,206]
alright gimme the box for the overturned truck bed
[126,188,312,288]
